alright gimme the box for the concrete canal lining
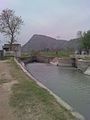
[14,58,85,120]
[84,67,90,75]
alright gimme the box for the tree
[77,31,82,38]
[81,30,90,54]
[0,9,23,50]
[75,31,83,54]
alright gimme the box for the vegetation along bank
[7,58,77,120]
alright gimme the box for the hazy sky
[0,0,90,47]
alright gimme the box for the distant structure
[0,50,3,59]
[75,49,90,55]
[3,44,21,57]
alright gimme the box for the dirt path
[0,60,17,120]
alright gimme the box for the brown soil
[0,60,17,120]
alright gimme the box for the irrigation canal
[26,63,90,120]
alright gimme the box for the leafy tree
[0,9,23,50]
[81,30,90,54]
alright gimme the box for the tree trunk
[9,34,14,51]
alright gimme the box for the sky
[0,0,90,48]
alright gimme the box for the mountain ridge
[22,34,81,53]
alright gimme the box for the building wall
[0,50,3,59]
[3,44,21,57]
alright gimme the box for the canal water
[26,63,90,120]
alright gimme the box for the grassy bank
[9,59,76,120]
[0,79,10,84]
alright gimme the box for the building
[3,44,21,57]
[0,50,3,59]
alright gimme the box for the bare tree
[0,9,23,50]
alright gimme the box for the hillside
[65,38,81,50]
[22,34,81,53]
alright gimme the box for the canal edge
[14,58,85,120]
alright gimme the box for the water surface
[26,63,90,120]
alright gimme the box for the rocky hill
[22,34,81,53]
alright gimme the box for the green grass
[82,56,90,60]
[40,51,72,58]
[9,59,76,120]
[0,79,9,84]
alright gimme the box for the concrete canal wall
[21,56,76,67]
[50,57,76,67]
[84,66,90,75]
[58,58,74,67]
[19,56,90,75]
[20,56,54,64]
[76,59,90,72]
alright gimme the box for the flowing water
[26,63,90,120]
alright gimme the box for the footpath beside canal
[0,60,17,120]
[0,59,77,120]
